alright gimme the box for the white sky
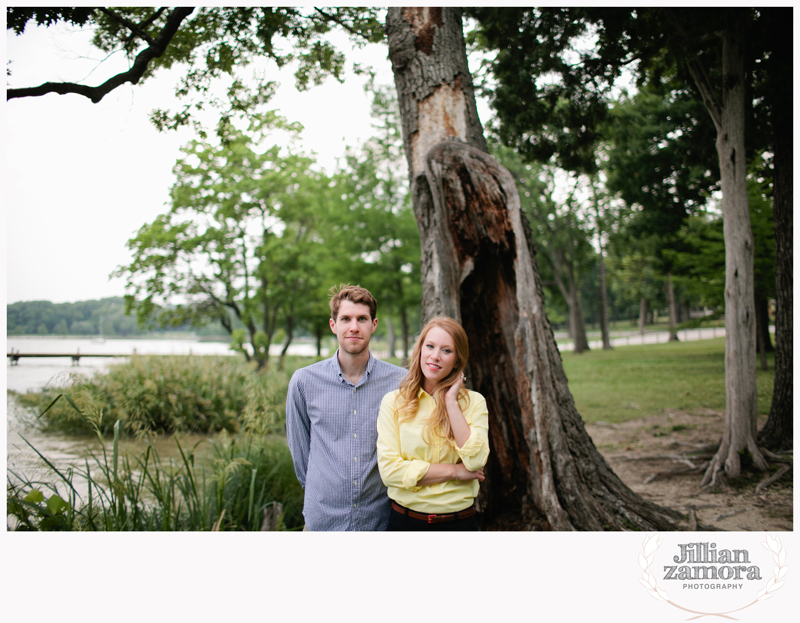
[3,15,417,304]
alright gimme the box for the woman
[377,316,489,531]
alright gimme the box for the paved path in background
[556,326,729,351]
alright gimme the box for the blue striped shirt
[286,351,406,531]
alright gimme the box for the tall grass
[16,355,302,436]
[8,354,309,531]
[7,423,304,531]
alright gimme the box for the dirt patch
[587,410,793,531]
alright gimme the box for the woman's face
[420,326,458,392]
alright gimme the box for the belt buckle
[427,514,439,524]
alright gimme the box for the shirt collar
[330,349,375,384]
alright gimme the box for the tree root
[755,464,792,496]
[713,508,747,522]
[643,461,709,484]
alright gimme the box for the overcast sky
[4,16,409,305]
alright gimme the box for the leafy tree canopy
[7,7,385,137]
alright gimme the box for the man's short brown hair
[329,284,377,321]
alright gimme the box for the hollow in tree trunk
[386,6,680,530]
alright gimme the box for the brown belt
[391,501,476,524]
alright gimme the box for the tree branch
[7,7,194,103]
[662,8,723,133]
[98,8,156,46]
[314,7,375,42]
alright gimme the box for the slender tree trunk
[755,294,773,354]
[755,295,769,370]
[387,7,679,530]
[400,306,410,361]
[568,287,590,353]
[638,297,647,335]
[597,249,612,350]
[550,250,590,353]
[315,326,323,357]
[665,274,679,342]
[758,7,792,451]
[386,315,397,358]
[700,24,767,484]
[278,314,294,371]
[590,177,612,350]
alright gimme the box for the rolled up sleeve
[453,394,490,472]
[377,393,430,492]
[285,373,310,489]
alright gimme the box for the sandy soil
[586,410,793,532]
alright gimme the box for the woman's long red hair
[394,316,470,442]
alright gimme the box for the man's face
[330,300,378,356]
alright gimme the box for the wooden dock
[7,351,132,366]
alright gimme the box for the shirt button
[354,480,358,486]
[353,504,357,508]
[353,433,357,438]
[354,457,358,461]
[354,410,357,414]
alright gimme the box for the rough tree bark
[386,7,680,530]
[696,23,767,484]
[663,9,768,484]
[758,7,792,452]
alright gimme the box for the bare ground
[587,409,793,532]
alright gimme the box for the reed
[7,421,304,531]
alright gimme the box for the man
[286,284,406,531]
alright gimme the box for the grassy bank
[8,425,304,531]
[16,355,310,436]
[560,337,775,424]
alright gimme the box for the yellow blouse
[376,388,490,514]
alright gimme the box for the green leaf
[46,494,69,515]
[24,488,45,504]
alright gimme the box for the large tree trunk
[699,24,767,484]
[386,7,680,530]
[758,7,792,451]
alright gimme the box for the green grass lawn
[560,337,775,424]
